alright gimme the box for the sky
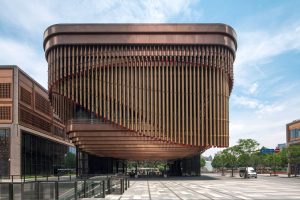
[1,0,300,157]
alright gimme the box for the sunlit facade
[0,66,74,176]
[43,24,237,162]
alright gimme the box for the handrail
[0,173,129,183]
[0,174,130,199]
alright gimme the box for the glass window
[0,129,10,176]
[21,131,74,176]
[290,129,300,139]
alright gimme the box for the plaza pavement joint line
[159,181,184,200]
[165,181,213,200]
[147,179,152,200]
[168,180,247,200]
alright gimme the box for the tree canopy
[211,138,291,176]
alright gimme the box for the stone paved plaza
[101,174,300,200]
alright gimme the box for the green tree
[212,151,226,176]
[287,145,300,177]
[250,152,268,173]
[223,147,239,177]
[200,157,206,168]
[265,153,282,175]
[237,139,260,154]
[279,148,288,168]
[236,139,260,167]
[250,152,264,170]
[212,139,261,176]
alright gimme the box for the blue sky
[1,0,300,156]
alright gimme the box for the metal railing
[0,174,130,200]
[0,174,77,183]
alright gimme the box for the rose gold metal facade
[44,24,237,160]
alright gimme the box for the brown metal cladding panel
[45,24,236,160]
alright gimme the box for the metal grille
[0,106,11,120]
[48,44,234,160]
[20,87,32,105]
[0,83,11,99]
[35,92,50,115]
[53,125,65,138]
[20,108,51,132]
[44,24,237,160]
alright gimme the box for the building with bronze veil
[43,24,237,175]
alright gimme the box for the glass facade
[0,128,10,176]
[21,131,75,176]
[290,129,300,139]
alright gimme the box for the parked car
[239,167,257,178]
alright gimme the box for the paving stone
[88,174,300,200]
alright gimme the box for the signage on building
[260,148,275,154]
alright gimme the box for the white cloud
[0,0,197,88]
[232,95,260,109]
[225,91,300,149]
[234,23,300,88]
[0,38,48,87]
[231,95,285,115]
[235,24,300,70]
[249,83,258,94]
[0,0,196,36]
[256,104,284,115]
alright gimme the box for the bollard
[21,182,24,199]
[83,180,87,198]
[9,183,13,200]
[74,181,78,200]
[120,178,124,194]
[36,182,40,199]
[102,180,105,198]
[55,182,59,200]
[107,179,111,194]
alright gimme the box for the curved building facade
[43,24,237,161]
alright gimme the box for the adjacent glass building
[0,66,75,177]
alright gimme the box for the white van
[239,167,257,178]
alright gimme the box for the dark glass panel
[21,131,73,176]
[0,129,10,176]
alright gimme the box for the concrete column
[10,67,21,176]
[10,125,21,175]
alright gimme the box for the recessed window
[290,129,300,139]
[0,83,11,99]
[0,106,11,120]
[20,87,32,106]
[35,92,50,115]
